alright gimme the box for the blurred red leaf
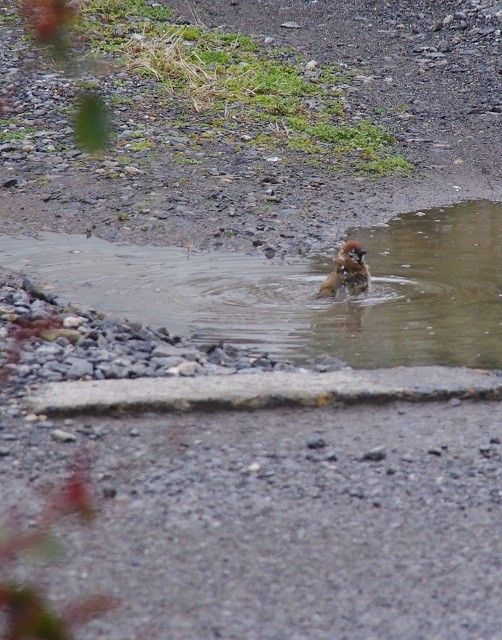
[63,594,120,626]
[21,0,76,44]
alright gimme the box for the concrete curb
[25,367,501,416]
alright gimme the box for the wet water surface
[1,201,501,368]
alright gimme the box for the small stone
[307,437,327,450]
[449,397,462,407]
[428,447,442,456]
[51,429,76,443]
[247,462,261,473]
[0,448,10,457]
[129,428,140,437]
[306,60,318,70]
[479,447,493,459]
[66,358,93,379]
[489,437,500,445]
[40,328,81,345]
[1,177,18,188]
[443,14,455,26]
[63,315,86,328]
[167,361,201,376]
[281,21,302,29]
[362,447,387,462]
[323,448,339,462]
[25,413,41,422]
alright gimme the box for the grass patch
[129,139,155,151]
[0,126,37,141]
[77,1,410,174]
[358,155,414,175]
[78,0,171,22]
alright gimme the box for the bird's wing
[316,271,342,298]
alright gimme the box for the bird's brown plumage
[317,240,370,299]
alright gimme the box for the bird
[316,240,370,299]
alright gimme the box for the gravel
[1,401,500,640]
[1,269,308,398]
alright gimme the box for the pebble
[63,315,87,328]
[307,437,327,450]
[361,447,387,462]
[66,358,94,379]
[50,429,76,443]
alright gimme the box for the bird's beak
[355,249,367,260]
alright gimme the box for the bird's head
[339,240,367,264]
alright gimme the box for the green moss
[308,121,393,152]
[173,152,200,165]
[129,139,155,151]
[84,0,170,21]
[287,135,323,154]
[194,50,232,66]
[110,94,134,106]
[0,127,37,141]
[358,155,414,175]
[325,101,346,117]
[287,115,309,132]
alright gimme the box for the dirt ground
[1,0,501,257]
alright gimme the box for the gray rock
[281,21,302,28]
[150,356,186,369]
[307,437,327,450]
[66,358,93,379]
[362,447,387,462]
[51,429,76,443]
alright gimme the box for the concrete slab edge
[24,367,502,416]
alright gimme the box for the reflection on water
[1,200,501,368]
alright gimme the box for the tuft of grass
[125,34,218,110]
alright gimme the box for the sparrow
[317,240,370,299]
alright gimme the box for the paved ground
[1,400,501,639]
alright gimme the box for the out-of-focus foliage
[0,463,118,639]
[19,0,111,152]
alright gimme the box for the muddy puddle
[1,200,501,368]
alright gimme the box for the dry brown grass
[125,32,218,111]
